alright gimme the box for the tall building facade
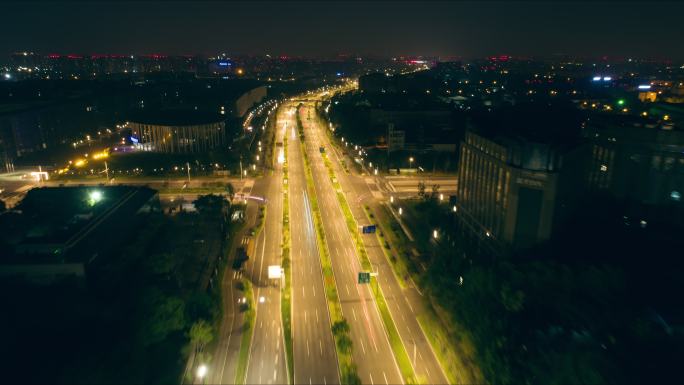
[129,120,225,154]
[584,115,684,206]
[128,110,226,154]
[456,130,587,249]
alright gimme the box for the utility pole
[186,161,191,184]
[239,155,243,181]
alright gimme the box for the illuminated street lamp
[409,157,414,169]
[398,207,403,215]
[439,193,444,201]
[452,205,457,212]
[433,229,439,239]
[196,364,207,384]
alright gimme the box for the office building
[456,113,588,249]
[128,109,226,153]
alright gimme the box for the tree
[331,319,350,336]
[431,184,441,200]
[188,319,214,354]
[145,252,176,276]
[193,194,228,216]
[140,290,186,346]
[226,183,235,202]
[336,333,353,354]
[417,181,426,199]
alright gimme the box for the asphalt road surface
[299,103,404,385]
[282,104,341,385]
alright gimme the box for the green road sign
[358,271,371,284]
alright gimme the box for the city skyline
[1,2,682,385]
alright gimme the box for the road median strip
[297,106,359,385]
[281,132,294,384]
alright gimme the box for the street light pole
[240,156,243,181]
[186,162,191,184]
[104,161,109,181]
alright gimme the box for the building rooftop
[469,101,586,149]
[128,108,225,126]
[0,186,157,263]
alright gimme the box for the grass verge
[281,133,294,383]
[380,202,479,384]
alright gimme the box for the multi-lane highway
[243,171,288,385]
[302,98,450,385]
[282,105,341,385]
[298,104,404,385]
[241,105,289,385]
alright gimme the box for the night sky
[4,1,684,60]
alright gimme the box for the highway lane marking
[278,326,281,337]
[369,373,374,385]
[319,339,323,356]
[312,285,316,297]
[274,369,277,381]
[275,354,278,364]
[307,339,310,356]
[304,311,307,323]
[360,339,366,354]
[302,286,305,298]
[345,284,350,295]
[383,371,388,385]
[352,308,357,321]
[316,309,319,323]
[408,302,414,313]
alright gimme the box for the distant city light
[638,85,651,90]
[671,191,681,201]
[592,76,602,81]
[603,76,612,81]
[3,73,10,80]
